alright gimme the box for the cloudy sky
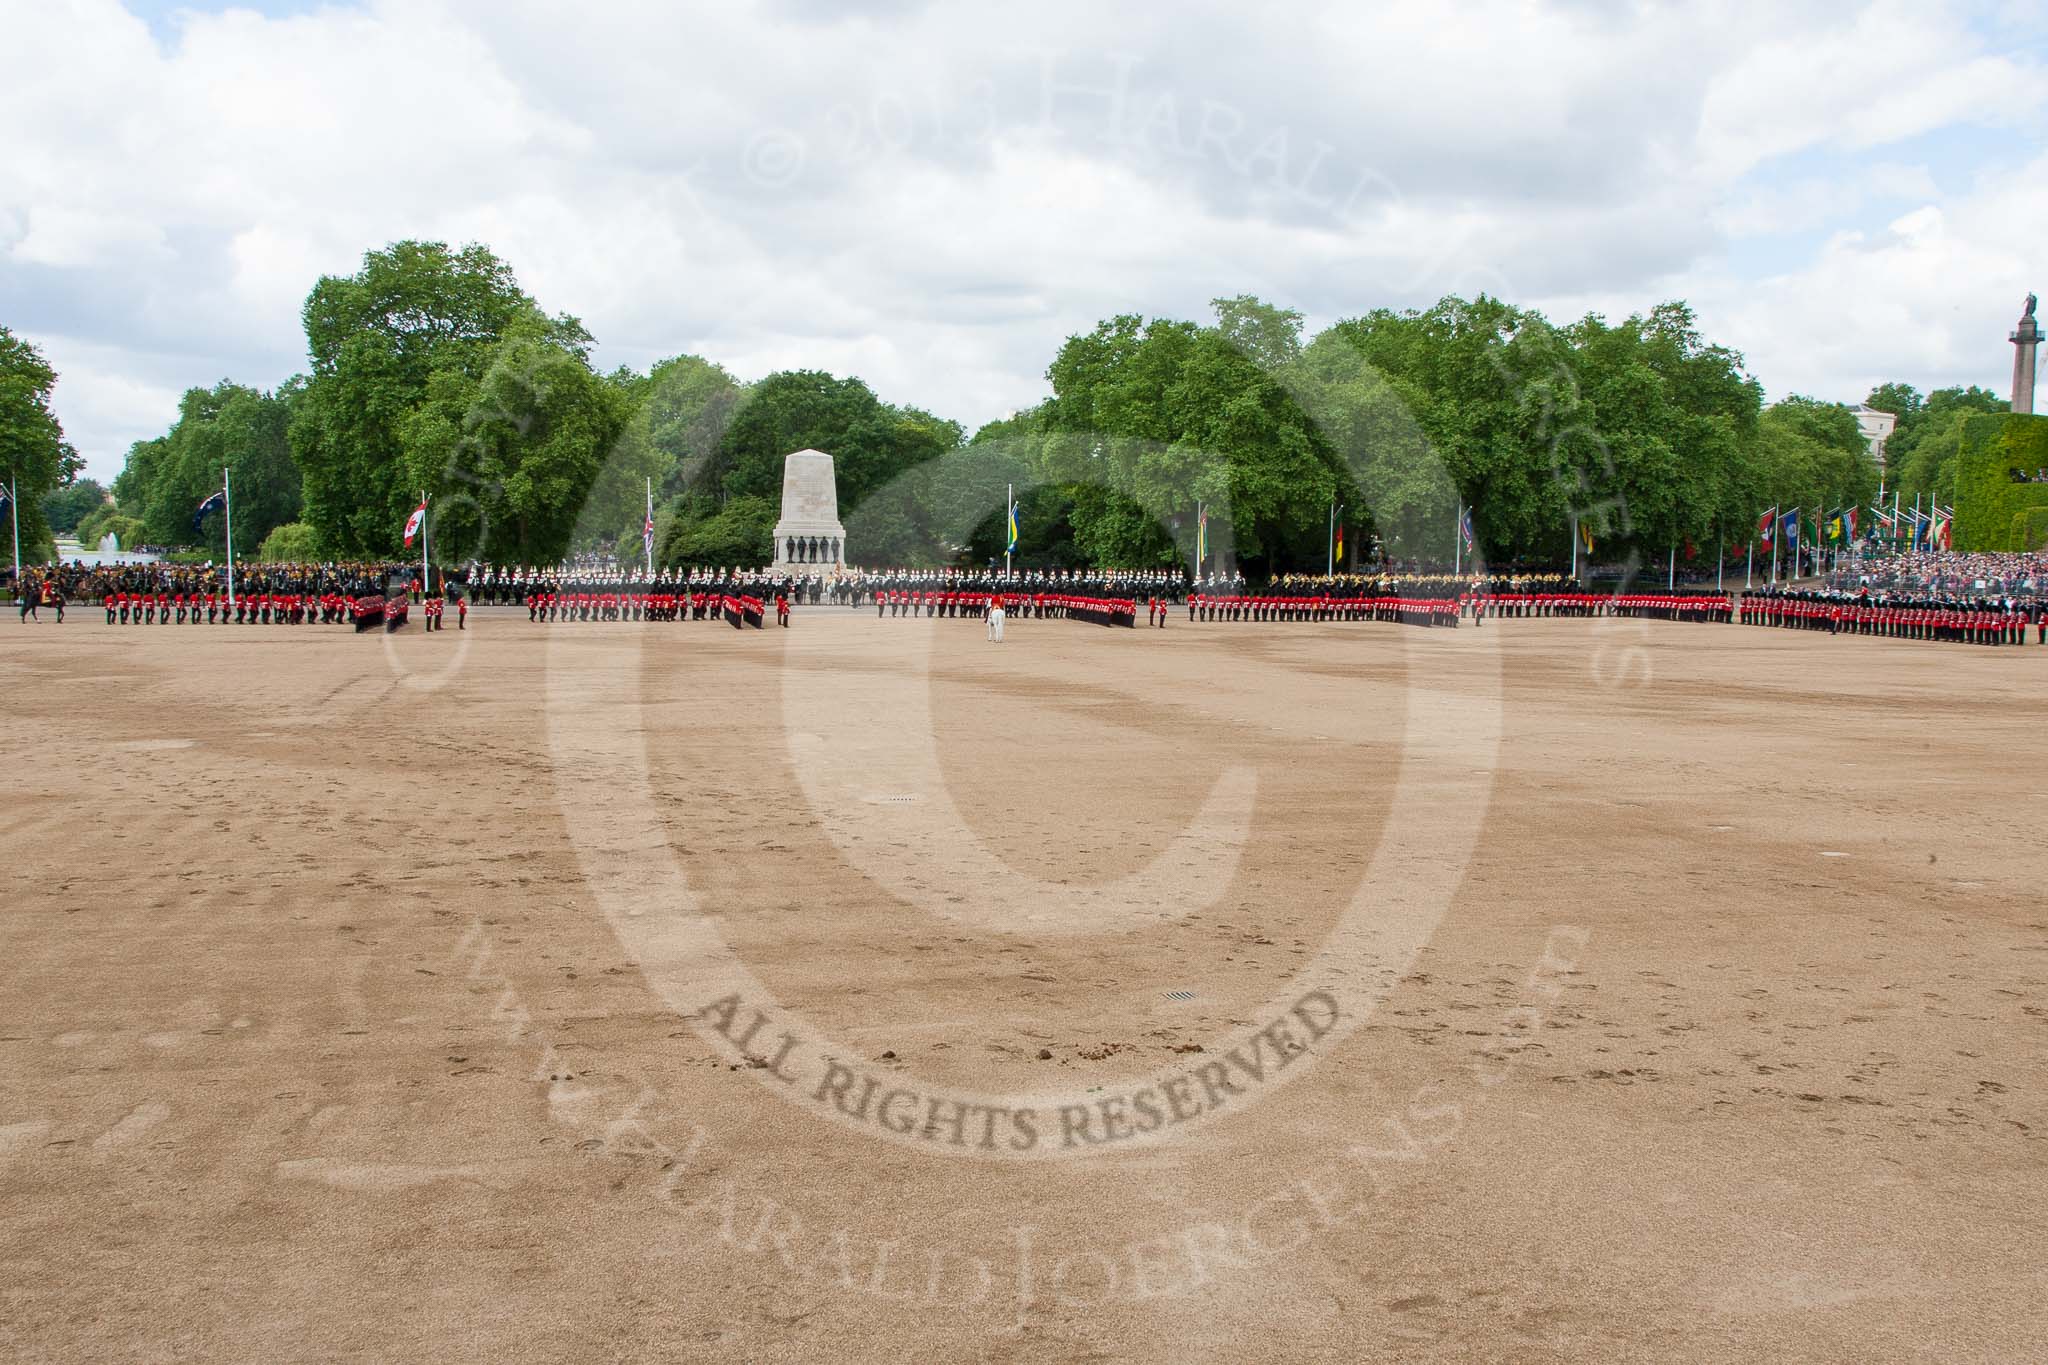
[7,0,2046,482]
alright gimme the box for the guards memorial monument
[771,448,847,576]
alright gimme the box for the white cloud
[28,334,189,467]
[1704,158,2048,402]
[1712,162,1942,238]
[1696,0,2043,178]
[3,0,2043,482]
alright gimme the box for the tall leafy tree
[1864,381,1922,423]
[41,477,107,535]
[1329,296,1593,561]
[1561,304,1763,564]
[1887,385,2005,504]
[396,330,633,566]
[635,354,746,498]
[113,381,301,554]
[291,241,588,554]
[1751,395,1878,533]
[0,326,75,562]
[711,370,959,513]
[1034,299,1340,573]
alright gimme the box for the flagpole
[9,470,19,589]
[645,476,654,577]
[1570,514,1578,580]
[420,490,429,596]
[1326,501,1334,576]
[1005,482,1013,578]
[1668,542,1675,590]
[1453,501,1462,577]
[224,467,235,609]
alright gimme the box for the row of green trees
[86,242,961,570]
[1861,380,2008,508]
[16,237,2004,574]
[881,296,1882,572]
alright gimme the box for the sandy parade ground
[1,607,2043,1362]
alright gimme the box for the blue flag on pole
[1006,500,1019,554]
[193,489,226,533]
[1779,509,1799,545]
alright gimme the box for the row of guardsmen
[1738,589,2045,644]
[1190,590,1461,626]
[98,590,406,626]
[1188,583,1742,626]
[527,589,783,626]
[871,589,1139,626]
[833,568,1194,607]
[468,568,811,606]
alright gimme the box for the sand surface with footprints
[1,611,2044,1361]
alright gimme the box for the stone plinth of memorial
[770,448,847,576]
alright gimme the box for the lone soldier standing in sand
[987,592,1006,643]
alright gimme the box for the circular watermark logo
[540,346,1505,1162]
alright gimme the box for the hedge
[1953,413,2048,551]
